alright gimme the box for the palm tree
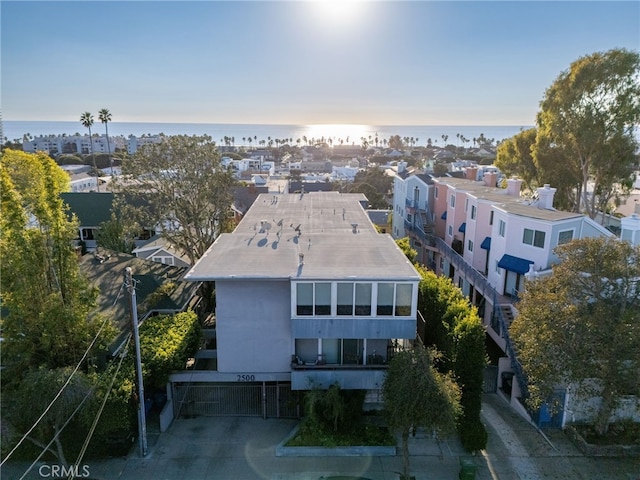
[98,108,112,175]
[80,111,98,192]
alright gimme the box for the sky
[2,0,639,126]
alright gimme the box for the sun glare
[302,124,374,145]
[310,0,364,23]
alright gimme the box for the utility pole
[125,267,147,457]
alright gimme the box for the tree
[115,135,235,266]
[96,212,137,254]
[80,112,98,191]
[383,346,460,479]
[495,128,539,192]
[510,237,640,436]
[98,108,113,175]
[395,237,417,264]
[534,48,640,219]
[0,150,115,376]
[8,367,94,467]
[416,268,487,451]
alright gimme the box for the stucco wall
[215,280,292,373]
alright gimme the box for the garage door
[172,381,300,418]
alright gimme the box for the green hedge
[416,267,488,452]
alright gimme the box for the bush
[139,311,201,390]
[459,416,488,452]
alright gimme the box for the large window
[337,282,354,315]
[296,282,413,317]
[315,283,331,315]
[523,228,545,248]
[395,284,412,316]
[376,283,394,315]
[296,283,313,315]
[297,282,331,315]
[355,283,372,315]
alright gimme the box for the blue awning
[441,211,447,220]
[498,254,534,275]
[480,236,491,250]
[458,222,466,233]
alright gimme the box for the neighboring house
[181,192,421,413]
[132,235,191,268]
[61,192,157,251]
[80,250,201,355]
[367,209,391,233]
[230,183,269,223]
[61,192,114,250]
[392,167,634,427]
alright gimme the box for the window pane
[355,283,372,315]
[337,283,353,315]
[534,230,545,248]
[395,284,412,316]
[377,283,394,315]
[343,339,362,364]
[558,230,573,245]
[296,283,313,315]
[315,283,331,315]
[523,228,533,245]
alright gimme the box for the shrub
[459,416,488,453]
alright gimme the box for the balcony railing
[432,236,529,400]
[404,200,435,242]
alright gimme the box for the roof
[185,192,420,282]
[61,192,114,226]
[80,250,200,332]
[367,209,391,226]
[432,177,584,222]
[132,234,190,265]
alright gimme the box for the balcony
[290,362,388,390]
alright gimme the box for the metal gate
[483,365,498,393]
[172,382,300,419]
[532,390,566,429]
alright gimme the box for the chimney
[466,166,478,181]
[484,171,497,188]
[506,177,523,196]
[537,184,556,209]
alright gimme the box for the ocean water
[3,120,533,147]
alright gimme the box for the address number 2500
[237,374,255,382]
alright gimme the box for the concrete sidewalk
[4,394,639,480]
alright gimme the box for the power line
[68,334,131,480]
[1,299,116,466]
[19,335,130,480]
[18,384,97,480]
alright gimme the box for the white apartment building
[172,192,421,417]
[24,134,125,156]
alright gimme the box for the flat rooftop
[433,177,584,222]
[185,192,420,281]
